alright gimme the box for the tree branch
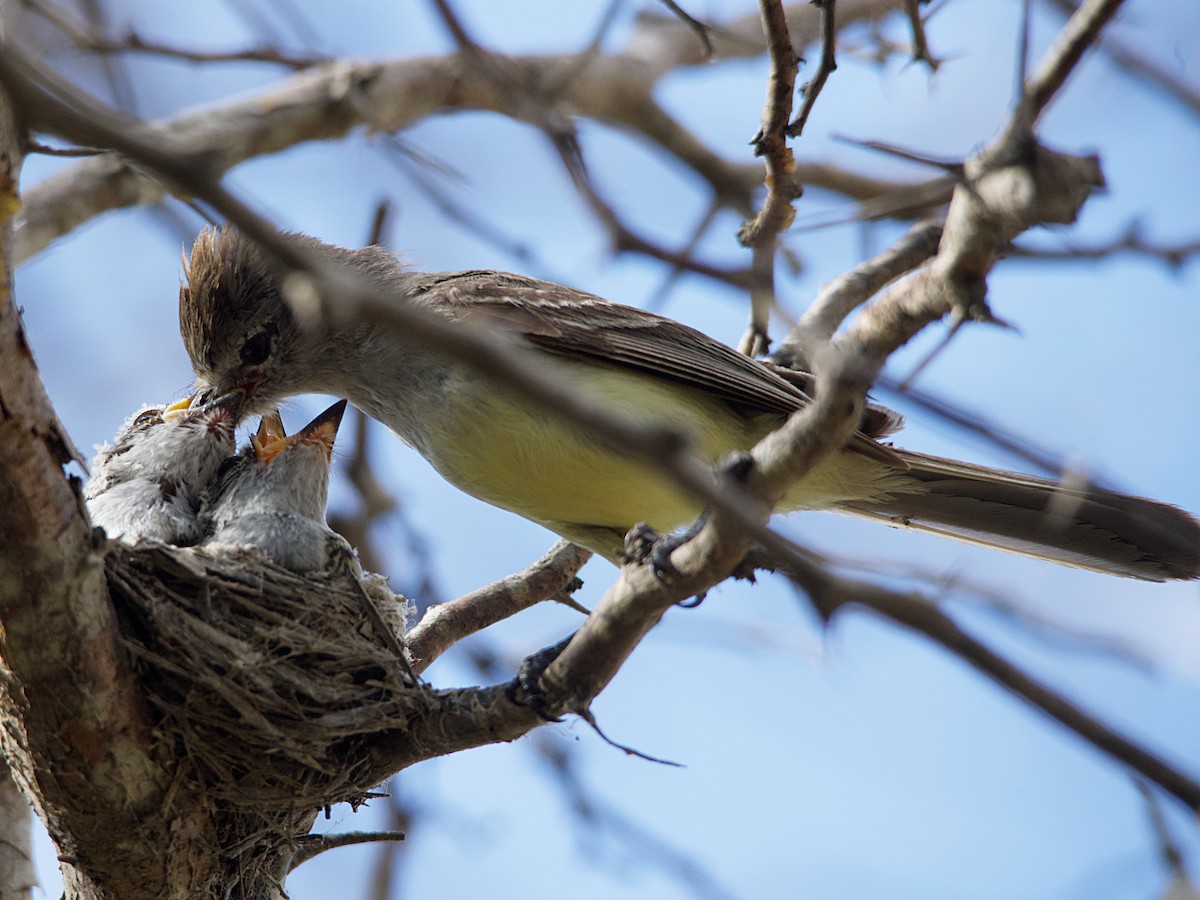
[13,0,908,263]
[761,543,1200,811]
[0,59,168,898]
[406,541,591,673]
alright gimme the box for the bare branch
[761,543,1200,811]
[787,0,838,137]
[901,0,940,71]
[738,0,801,249]
[406,541,591,673]
[1011,225,1200,270]
[1021,0,1125,123]
[1045,0,1200,118]
[13,0,908,263]
[772,217,944,368]
[289,831,406,870]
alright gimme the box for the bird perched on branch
[200,399,417,681]
[85,391,243,545]
[179,226,1200,581]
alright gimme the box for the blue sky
[14,1,1200,897]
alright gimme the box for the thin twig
[655,0,715,58]
[289,831,406,870]
[1015,0,1033,101]
[758,541,1200,812]
[1136,781,1189,878]
[645,200,722,310]
[81,31,324,69]
[738,0,802,249]
[1012,226,1200,270]
[873,373,1070,479]
[550,128,755,288]
[787,0,838,137]
[1021,0,1125,122]
[737,243,776,356]
[901,0,939,71]
[534,736,738,900]
[26,141,104,157]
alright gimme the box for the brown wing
[415,271,905,465]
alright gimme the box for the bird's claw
[507,633,574,723]
[621,523,707,607]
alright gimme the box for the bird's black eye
[239,329,273,366]
[133,409,163,428]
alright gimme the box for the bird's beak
[251,400,346,463]
[165,390,245,422]
[295,400,348,462]
[234,375,265,408]
[162,395,196,422]
[198,390,246,421]
[251,409,288,460]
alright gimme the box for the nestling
[85,391,243,545]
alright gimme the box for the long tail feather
[840,450,1200,581]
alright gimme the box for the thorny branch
[738,0,802,250]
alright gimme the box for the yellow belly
[423,361,905,560]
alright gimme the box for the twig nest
[105,541,420,809]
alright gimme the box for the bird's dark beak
[164,390,245,423]
[296,400,348,462]
[201,390,246,421]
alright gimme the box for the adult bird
[85,391,243,545]
[179,226,1200,581]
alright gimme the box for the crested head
[180,225,306,408]
[180,225,412,413]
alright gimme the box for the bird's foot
[621,523,707,608]
[506,633,575,722]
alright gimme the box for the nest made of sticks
[105,541,429,810]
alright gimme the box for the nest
[105,541,428,811]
